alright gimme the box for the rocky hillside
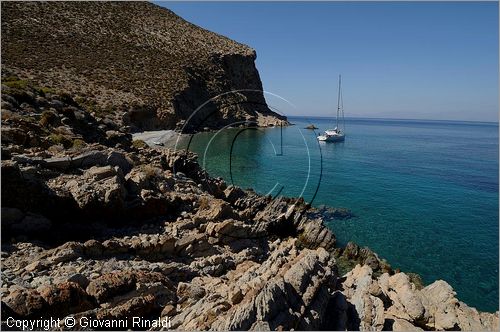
[1,81,498,330]
[1,1,286,132]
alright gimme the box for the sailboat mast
[340,76,345,131]
[336,75,341,129]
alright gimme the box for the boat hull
[318,134,345,142]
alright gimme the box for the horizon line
[287,115,499,124]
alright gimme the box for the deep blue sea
[179,116,499,312]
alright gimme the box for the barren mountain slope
[1,1,286,132]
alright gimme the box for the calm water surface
[177,116,499,312]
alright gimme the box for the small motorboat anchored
[318,75,346,143]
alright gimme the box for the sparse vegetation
[3,76,57,100]
[48,134,72,148]
[36,86,56,96]
[39,111,58,127]
[334,254,358,276]
[3,78,29,90]
[198,196,210,210]
[3,75,20,82]
[407,272,425,290]
[1,1,285,131]
[76,98,98,113]
[138,164,161,181]
[132,139,147,149]
[72,138,86,149]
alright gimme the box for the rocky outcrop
[1,126,498,331]
[1,2,287,132]
[336,265,499,331]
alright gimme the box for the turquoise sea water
[179,116,499,312]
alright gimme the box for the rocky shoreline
[1,1,498,330]
[1,82,499,331]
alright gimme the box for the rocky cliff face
[1,1,287,132]
[1,83,498,331]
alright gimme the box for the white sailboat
[318,75,346,142]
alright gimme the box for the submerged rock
[304,124,319,130]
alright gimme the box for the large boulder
[194,197,236,222]
[86,272,136,303]
[340,265,385,330]
[70,150,133,174]
[205,219,265,243]
[64,166,127,213]
[174,239,338,331]
[382,272,426,323]
[3,288,47,318]
[339,265,499,331]
[340,242,392,274]
[37,282,94,318]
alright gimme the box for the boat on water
[318,75,346,142]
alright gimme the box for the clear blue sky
[157,1,498,122]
